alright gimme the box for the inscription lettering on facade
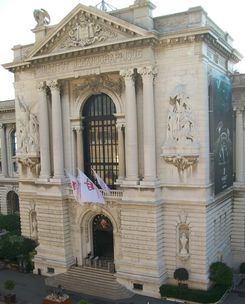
[36,50,143,76]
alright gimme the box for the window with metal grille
[82,94,118,189]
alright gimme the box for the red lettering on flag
[84,179,95,191]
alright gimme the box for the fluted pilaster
[138,66,158,182]
[0,123,8,176]
[74,126,84,172]
[234,105,244,183]
[37,81,51,179]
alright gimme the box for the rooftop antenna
[95,0,117,12]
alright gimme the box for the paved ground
[0,269,245,304]
[0,269,171,304]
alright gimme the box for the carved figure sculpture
[17,97,39,154]
[30,212,38,239]
[167,91,195,144]
[33,9,50,27]
[180,232,188,255]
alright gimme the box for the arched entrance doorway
[92,214,114,259]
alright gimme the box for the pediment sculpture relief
[58,13,118,51]
[161,85,200,171]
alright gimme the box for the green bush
[0,214,20,235]
[77,300,91,304]
[209,262,233,287]
[3,279,15,291]
[240,263,245,274]
[174,268,189,283]
[159,284,228,303]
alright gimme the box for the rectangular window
[133,283,143,290]
[47,267,55,274]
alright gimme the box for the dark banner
[210,70,233,195]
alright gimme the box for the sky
[0,0,244,101]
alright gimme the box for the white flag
[92,169,111,193]
[79,170,105,204]
[68,173,81,203]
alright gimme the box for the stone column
[138,66,157,182]
[0,123,8,176]
[37,81,50,179]
[47,80,64,179]
[75,126,84,172]
[120,69,138,183]
[116,120,125,181]
[234,106,244,183]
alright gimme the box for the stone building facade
[0,100,19,215]
[2,0,244,298]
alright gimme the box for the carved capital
[0,123,4,130]
[116,121,125,129]
[73,126,83,133]
[233,104,244,113]
[47,80,60,91]
[138,66,158,79]
[120,68,135,81]
[36,81,46,92]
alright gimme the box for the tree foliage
[240,263,245,274]
[0,234,36,262]
[209,262,233,287]
[0,214,20,235]
[174,268,189,282]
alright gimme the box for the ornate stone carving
[33,9,50,27]
[161,85,200,171]
[60,13,117,49]
[120,68,135,81]
[30,211,38,240]
[138,66,158,78]
[74,74,122,99]
[177,211,190,260]
[16,97,40,156]
[47,80,60,91]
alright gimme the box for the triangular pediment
[28,4,153,59]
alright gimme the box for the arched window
[82,94,118,188]
[7,191,19,215]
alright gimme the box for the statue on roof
[33,8,50,27]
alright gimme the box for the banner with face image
[210,70,233,195]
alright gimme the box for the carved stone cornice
[4,37,157,73]
[159,32,241,63]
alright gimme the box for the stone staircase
[45,266,134,300]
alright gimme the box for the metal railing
[67,188,123,199]
[83,257,115,273]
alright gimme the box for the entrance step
[45,266,134,300]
